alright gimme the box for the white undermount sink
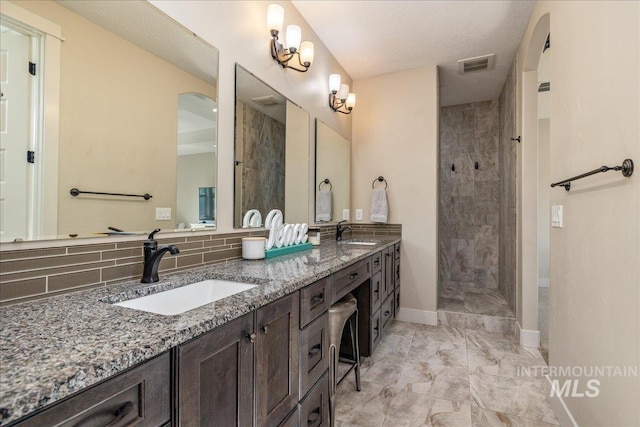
[114,280,257,316]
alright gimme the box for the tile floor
[335,320,559,427]
[438,286,515,318]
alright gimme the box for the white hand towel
[316,189,332,222]
[370,188,388,223]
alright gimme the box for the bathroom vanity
[0,238,401,427]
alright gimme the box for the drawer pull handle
[307,407,321,425]
[247,333,257,343]
[350,272,359,280]
[384,310,390,316]
[373,289,379,294]
[310,293,324,307]
[374,259,379,266]
[103,401,134,427]
[308,344,322,359]
[261,325,269,334]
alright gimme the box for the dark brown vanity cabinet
[13,352,171,427]
[177,312,254,427]
[256,292,300,427]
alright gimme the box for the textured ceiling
[292,0,535,106]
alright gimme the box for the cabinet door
[15,353,170,427]
[177,313,254,427]
[256,293,300,427]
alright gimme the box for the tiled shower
[438,71,517,323]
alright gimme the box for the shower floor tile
[437,286,515,318]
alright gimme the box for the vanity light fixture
[328,74,356,114]
[267,4,314,72]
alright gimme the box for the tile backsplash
[0,224,401,306]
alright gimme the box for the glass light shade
[338,84,349,101]
[267,4,284,33]
[346,93,356,109]
[329,74,341,93]
[285,25,301,51]
[299,41,314,65]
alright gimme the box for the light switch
[355,209,363,220]
[156,207,172,220]
[551,205,563,228]
[342,209,350,220]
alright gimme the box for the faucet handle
[147,228,161,240]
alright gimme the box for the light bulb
[329,74,341,93]
[299,41,314,65]
[267,4,284,34]
[285,25,301,51]
[338,84,349,101]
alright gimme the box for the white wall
[352,66,439,319]
[518,2,639,425]
[150,1,352,233]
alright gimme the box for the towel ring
[319,178,332,191]
[371,176,388,189]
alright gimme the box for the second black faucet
[141,228,180,283]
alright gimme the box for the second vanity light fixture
[268,4,314,72]
[329,74,356,114]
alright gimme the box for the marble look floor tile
[470,373,558,425]
[438,311,468,329]
[471,403,559,426]
[438,296,466,312]
[383,392,472,427]
[468,345,547,379]
[360,358,405,387]
[335,379,396,427]
[397,361,470,403]
[384,320,419,338]
[466,329,520,352]
[406,334,467,368]
[463,287,514,317]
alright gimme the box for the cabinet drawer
[383,248,394,298]
[371,251,383,274]
[395,242,401,260]
[300,372,329,427]
[299,313,329,398]
[15,353,170,427]
[382,293,395,331]
[333,259,370,303]
[300,278,331,328]
[370,309,382,353]
[370,271,382,313]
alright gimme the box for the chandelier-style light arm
[329,93,353,114]
[270,34,311,72]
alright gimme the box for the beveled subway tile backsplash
[0,224,401,306]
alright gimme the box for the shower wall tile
[450,239,475,282]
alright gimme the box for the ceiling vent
[538,82,550,92]
[457,54,496,75]
[251,95,281,107]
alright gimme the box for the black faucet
[141,228,180,283]
[336,220,352,241]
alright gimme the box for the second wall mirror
[315,120,351,223]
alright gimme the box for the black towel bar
[550,159,634,191]
[70,188,152,200]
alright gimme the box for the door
[0,25,32,242]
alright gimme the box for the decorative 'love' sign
[264,209,309,250]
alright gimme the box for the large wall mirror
[0,0,218,242]
[315,119,351,223]
[233,64,310,228]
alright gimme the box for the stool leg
[349,312,362,392]
[329,344,336,427]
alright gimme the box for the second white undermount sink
[114,280,257,316]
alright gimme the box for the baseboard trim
[396,307,438,326]
[539,278,550,287]
[517,322,541,348]
[546,375,579,427]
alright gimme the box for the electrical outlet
[355,209,363,220]
[342,209,350,220]
[156,207,172,221]
[551,205,563,228]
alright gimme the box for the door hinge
[27,151,35,163]
[29,62,36,76]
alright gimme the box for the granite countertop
[0,237,399,425]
